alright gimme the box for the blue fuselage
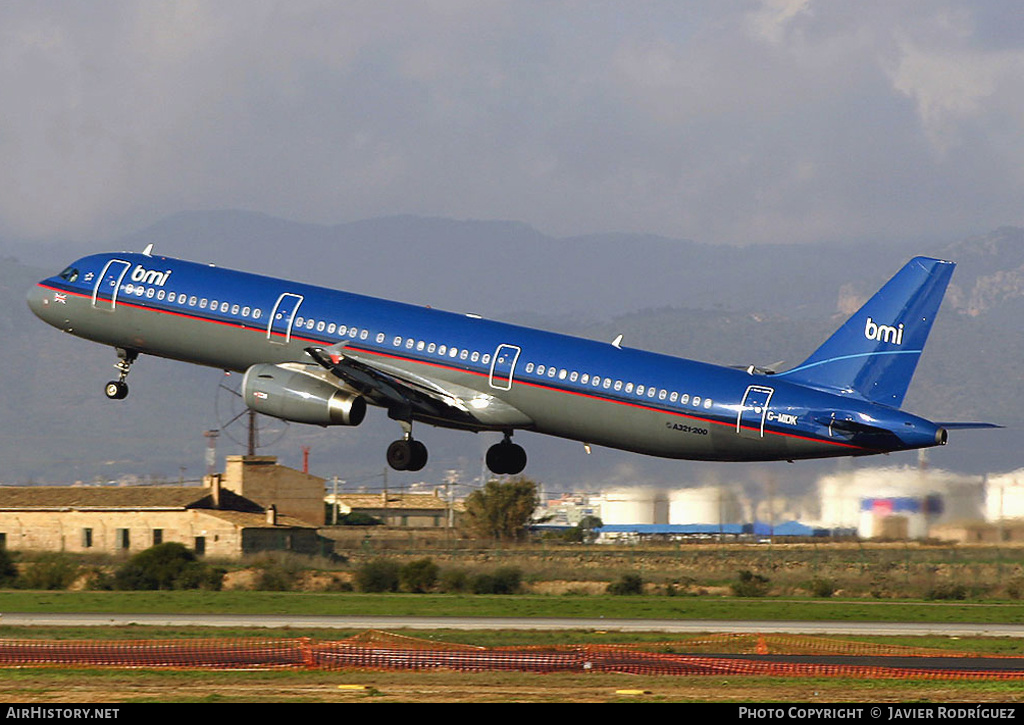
[28,252,947,463]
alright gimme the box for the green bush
[19,553,80,590]
[606,574,644,595]
[808,577,836,598]
[355,558,400,593]
[925,582,968,601]
[438,568,470,593]
[0,549,17,587]
[731,569,771,597]
[114,542,222,591]
[399,558,439,593]
[471,566,522,595]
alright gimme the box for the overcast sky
[3,0,1023,246]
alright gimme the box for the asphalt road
[3,612,1024,637]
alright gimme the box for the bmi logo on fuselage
[864,316,904,345]
[130,265,172,287]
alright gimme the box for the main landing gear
[104,348,138,400]
[386,420,428,472]
[486,434,527,476]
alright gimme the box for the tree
[462,477,539,541]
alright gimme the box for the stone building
[0,456,332,558]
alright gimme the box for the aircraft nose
[27,284,60,325]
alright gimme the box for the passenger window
[625,383,634,393]
[537,365,545,375]
[376,333,385,343]
[681,394,690,405]
[428,343,436,353]
[525,363,535,373]
[693,396,702,406]
[471,352,480,362]
[482,354,491,364]
[394,337,403,346]
[460,350,468,360]
[581,374,589,384]
[231,304,239,315]
[614,380,622,391]
[659,390,667,400]
[637,385,645,396]
[449,348,458,358]
[570,371,578,382]
[704,398,713,409]
[360,330,368,340]
[200,299,208,309]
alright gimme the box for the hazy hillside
[4,215,1021,491]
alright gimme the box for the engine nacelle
[242,363,366,426]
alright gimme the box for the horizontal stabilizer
[934,422,1003,430]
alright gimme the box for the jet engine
[241,363,366,426]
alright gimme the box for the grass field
[3,589,1024,624]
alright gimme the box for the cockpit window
[58,266,79,283]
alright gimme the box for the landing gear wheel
[104,380,128,400]
[387,439,428,472]
[486,440,527,475]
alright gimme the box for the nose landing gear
[104,348,138,400]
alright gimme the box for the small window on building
[117,529,130,550]
[152,529,163,546]
[82,528,93,548]
[194,536,206,556]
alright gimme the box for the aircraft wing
[305,344,533,430]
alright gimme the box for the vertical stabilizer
[777,256,954,408]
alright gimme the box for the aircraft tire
[407,440,428,472]
[486,442,527,475]
[386,440,413,471]
[105,381,128,400]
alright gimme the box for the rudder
[777,256,955,408]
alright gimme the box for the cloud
[1,1,1024,245]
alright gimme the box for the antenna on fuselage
[141,243,154,257]
[611,334,623,349]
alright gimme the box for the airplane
[27,247,996,475]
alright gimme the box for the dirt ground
[1,669,1020,704]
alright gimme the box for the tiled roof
[0,486,260,512]
[334,493,462,512]
[0,486,210,509]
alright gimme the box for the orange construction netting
[0,631,1020,680]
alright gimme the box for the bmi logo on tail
[864,317,904,345]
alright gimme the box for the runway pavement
[3,612,1024,637]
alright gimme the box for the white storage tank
[599,488,668,525]
[668,486,741,525]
